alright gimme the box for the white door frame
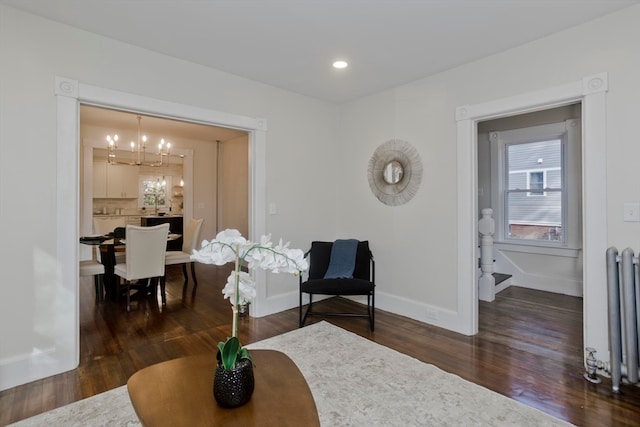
[455,73,608,360]
[55,76,268,371]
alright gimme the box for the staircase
[478,209,512,302]
[493,272,512,294]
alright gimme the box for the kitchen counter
[93,214,142,217]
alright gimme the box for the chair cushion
[114,263,126,277]
[79,260,105,276]
[300,278,374,296]
[165,250,192,265]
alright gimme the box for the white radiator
[606,247,640,392]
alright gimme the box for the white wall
[0,5,338,390]
[337,6,640,338]
[218,135,249,237]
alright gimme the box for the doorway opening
[476,105,584,361]
[79,104,249,253]
[477,104,583,300]
[55,77,268,378]
[454,73,608,365]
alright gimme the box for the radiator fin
[606,246,640,392]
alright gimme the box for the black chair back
[308,241,371,281]
[113,227,126,238]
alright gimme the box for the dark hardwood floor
[2,264,640,426]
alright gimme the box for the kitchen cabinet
[93,162,139,199]
[126,216,142,226]
[108,164,138,198]
[93,162,108,198]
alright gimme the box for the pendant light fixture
[106,115,171,167]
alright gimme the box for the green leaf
[238,347,253,365]
[219,337,240,370]
[217,337,253,370]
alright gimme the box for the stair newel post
[478,208,496,302]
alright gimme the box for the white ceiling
[3,0,638,104]
[81,105,247,143]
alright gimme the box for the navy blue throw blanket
[324,239,359,279]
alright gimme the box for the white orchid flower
[191,228,308,339]
[216,228,247,246]
[222,271,256,304]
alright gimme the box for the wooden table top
[127,350,320,427]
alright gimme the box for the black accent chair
[299,240,375,330]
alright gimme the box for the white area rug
[11,321,572,426]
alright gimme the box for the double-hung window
[505,139,563,241]
[490,119,581,249]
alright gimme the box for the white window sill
[494,242,581,258]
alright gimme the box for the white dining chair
[165,218,204,288]
[114,223,170,311]
[79,259,106,302]
[93,217,126,264]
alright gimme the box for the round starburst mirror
[367,139,422,206]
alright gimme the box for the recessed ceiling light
[332,60,348,69]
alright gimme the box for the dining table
[80,233,182,300]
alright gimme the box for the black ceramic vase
[213,358,255,408]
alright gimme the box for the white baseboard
[254,290,467,335]
[253,290,331,318]
[0,346,77,392]
[373,291,463,333]
[512,276,582,297]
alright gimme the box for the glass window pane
[529,171,543,189]
[505,138,564,243]
[142,178,168,208]
[507,139,562,189]
[529,171,544,195]
[506,190,562,241]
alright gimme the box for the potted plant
[191,229,308,407]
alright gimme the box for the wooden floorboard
[1,265,640,426]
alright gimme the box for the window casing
[490,120,581,250]
[138,175,171,209]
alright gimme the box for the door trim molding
[454,72,608,362]
[55,77,267,377]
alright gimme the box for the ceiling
[81,105,246,144]
[3,0,638,104]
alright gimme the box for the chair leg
[190,262,198,287]
[370,292,375,331]
[160,276,167,305]
[94,275,99,301]
[181,263,189,284]
[126,280,131,312]
[94,275,104,303]
[299,291,303,327]
[300,294,313,328]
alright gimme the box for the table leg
[100,245,118,301]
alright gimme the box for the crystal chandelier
[106,115,171,166]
